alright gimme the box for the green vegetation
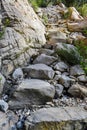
[28,0,65,9]
[42,14,48,24]
[4,18,10,26]
[0,77,2,86]
[0,28,5,39]
[0,18,10,39]
[28,0,49,9]
[56,43,81,65]
[56,48,81,65]
[78,4,87,17]
[76,41,87,75]
[64,0,87,7]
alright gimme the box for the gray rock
[39,49,54,55]
[54,74,62,81]
[26,107,87,130]
[0,57,1,70]
[23,64,55,79]
[78,75,87,83]
[9,79,55,108]
[33,54,57,65]
[54,61,69,72]
[55,43,81,65]
[68,83,87,97]
[0,111,18,130]
[47,29,67,44]
[70,65,85,76]
[55,71,62,75]
[12,68,23,81]
[0,73,5,95]
[0,100,8,112]
[59,75,75,88]
[62,72,69,76]
[55,84,64,97]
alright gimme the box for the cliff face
[0,0,46,76]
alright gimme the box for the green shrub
[76,41,87,75]
[0,28,5,39]
[55,43,81,65]
[28,0,66,8]
[78,4,87,17]
[64,0,87,7]
[29,0,50,8]
[42,14,48,24]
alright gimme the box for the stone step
[26,107,87,130]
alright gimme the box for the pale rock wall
[0,0,46,76]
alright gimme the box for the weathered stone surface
[33,54,57,65]
[54,61,68,72]
[0,100,8,112]
[70,65,85,76]
[26,107,87,130]
[69,32,85,41]
[0,111,18,130]
[47,29,67,44]
[41,5,64,24]
[55,84,64,97]
[59,75,75,88]
[39,49,54,56]
[68,83,87,98]
[78,75,87,83]
[0,73,5,95]
[0,0,46,76]
[68,7,83,21]
[9,79,55,108]
[12,67,23,81]
[67,18,87,32]
[55,43,81,65]
[23,64,55,79]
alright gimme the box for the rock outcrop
[0,0,46,76]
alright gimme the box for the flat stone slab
[33,54,57,65]
[26,107,87,130]
[23,63,55,79]
[9,79,55,108]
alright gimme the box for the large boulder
[54,43,81,65]
[9,79,55,108]
[26,107,87,130]
[23,64,55,79]
[0,0,46,76]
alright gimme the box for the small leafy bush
[64,0,87,7]
[0,28,5,39]
[78,4,87,17]
[76,41,87,75]
[28,0,66,9]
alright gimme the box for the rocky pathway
[0,2,87,130]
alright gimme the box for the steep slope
[0,0,46,76]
